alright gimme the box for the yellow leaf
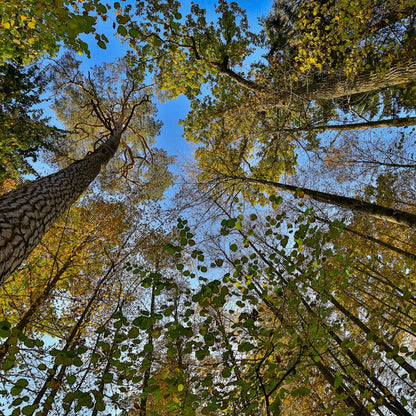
[178,384,184,391]
[28,17,36,29]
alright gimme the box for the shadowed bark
[226,175,416,228]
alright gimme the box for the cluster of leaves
[0,63,63,186]
[0,0,113,64]
[266,0,414,77]
[2,203,415,415]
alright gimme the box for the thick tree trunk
[228,175,416,228]
[139,275,156,416]
[0,126,122,285]
[295,61,416,103]
[224,60,416,110]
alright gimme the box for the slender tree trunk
[282,116,416,134]
[0,257,73,362]
[220,59,416,110]
[139,274,156,416]
[91,329,120,416]
[313,359,373,416]
[0,126,122,284]
[327,294,416,376]
[314,214,416,261]
[227,175,416,228]
[31,267,109,411]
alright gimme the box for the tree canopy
[1,1,416,415]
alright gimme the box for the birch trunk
[226,61,416,110]
[0,126,122,284]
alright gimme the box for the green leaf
[97,40,107,49]
[291,387,310,397]
[334,375,343,388]
[67,375,76,385]
[96,3,107,13]
[0,321,11,338]
[102,373,113,383]
[128,327,139,339]
[144,343,153,353]
[129,28,139,38]
[95,400,106,411]
[22,405,38,416]
[15,379,29,388]
[3,360,14,371]
[230,244,238,252]
[117,25,127,36]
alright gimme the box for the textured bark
[293,61,416,103]
[328,294,416,377]
[228,175,416,228]
[224,60,416,110]
[0,127,122,285]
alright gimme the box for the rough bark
[0,126,122,285]
[282,116,416,134]
[223,60,416,110]
[228,175,416,228]
[293,61,416,103]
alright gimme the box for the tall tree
[0,55,158,284]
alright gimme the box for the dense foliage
[0,63,63,187]
[1,0,416,415]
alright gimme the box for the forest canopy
[0,0,416,415]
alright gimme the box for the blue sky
[75,0,274,162]
[35,1,273,179]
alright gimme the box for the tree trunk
[31,266,110,412]
[0,126,122,285]
[228,175,416,228]
[0,257,73,362]
[139,274,156,416]
[258,61,416,109]
[313,214,416,261]
[296,61,416,103]
[282,116,416,134]
[223,60,416,110]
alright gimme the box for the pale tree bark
[221,60,416,110]
[290,61,416,104]
[0,124,122,285]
